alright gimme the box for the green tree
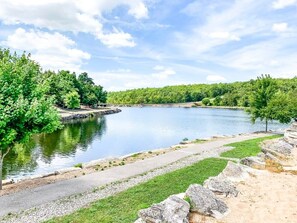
[64,91,80,109]
[0,49,61,189]
[202,98,211,106]
[247,74,277,132]
[267,90,297,124]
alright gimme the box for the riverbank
[0,133,275,222]
[57,107,121,121]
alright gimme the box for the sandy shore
[191,169,297,223]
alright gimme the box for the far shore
[111,102,245,110]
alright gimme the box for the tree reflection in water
[3,116,106,179]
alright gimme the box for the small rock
[2,179,14,186]
[185,184,228,219]
[138,195,190,223]
[204,177,239,197]
[54,167,81,175]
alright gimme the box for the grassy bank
[47,158,227,223]
[220,134,282,158]
[47,135,281,223]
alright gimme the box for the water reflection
[3,116,106,179]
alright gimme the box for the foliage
[63,91,80,109]
[42,70,107,108]
[202,97,211,106]
[0,49,61,188]
[47,158,228,223]
[107,77,297,108]
[221,135,282,158]
[246,74,297,131]
[247,75,277,129]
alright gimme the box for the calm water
[3,107,286,179]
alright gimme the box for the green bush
[64,91,80,109]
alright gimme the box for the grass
[220,134,282,159]
[46,158,228,223]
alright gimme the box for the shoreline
[57,107,121,121]
[0,131,277,197]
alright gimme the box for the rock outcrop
[185,184,228,219]
[204,177,239,197]
[137,195,190,223]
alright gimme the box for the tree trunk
[0,150,2,190]
[0,147,11,190]
[265,118,268,132]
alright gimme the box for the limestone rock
[284,122,297,146]
[217,161,249,182]
[262,139,293,157]
[185,184,228,219]
[138,195,190,223]
[204,177,239,197]
[241,156,266,170]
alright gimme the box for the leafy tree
[64,91,80,109]
[247,74,277,132]
[267,90,297,124]
[202,98,211,106]
[0,49,61,189]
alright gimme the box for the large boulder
[185,184,228,219]
[138,195,190,223]
[203,177,239,197]
[241,156,266,170]
[284,122,297,146]
[261,138,293,157]
[217,161,249,182]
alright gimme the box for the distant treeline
[42,70,107,109]
[107,78,297,107]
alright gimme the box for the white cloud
[272,0,297,9]
[206,75,226,82]
[152,65,176,79]
[208,31,240,41]
[272,22,288,32]
[2,28,90,71]
[0,0,148,48]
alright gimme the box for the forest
[107,78,297,107]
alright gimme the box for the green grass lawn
[220,134,282,159]
[47,158,228,223]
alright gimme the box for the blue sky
[0,0,296,91]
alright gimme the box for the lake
[3,107,286,180]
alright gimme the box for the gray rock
[138,195,190,223]
[217,161,249,182]
[241,156,266,170]
[134,218,146,223]
[284,122,297,146]
[185,184,228,219]
[262,139,293,157]
[203,177,239,197]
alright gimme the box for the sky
[0,0,296,91]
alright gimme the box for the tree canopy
[0,49,62,189]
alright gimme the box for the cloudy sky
[0,0,296,91]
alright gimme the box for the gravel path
[0,133,270,223]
